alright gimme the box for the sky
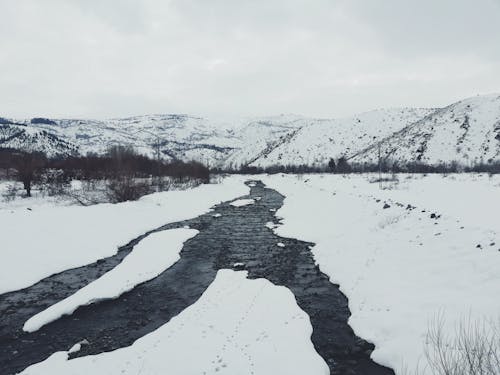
[1,0,500,120]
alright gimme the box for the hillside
[246,108,434,168]
[1,93,499,168]
[350,94,500,166]
[0,122,78,158]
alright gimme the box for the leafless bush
[65,180,108,206]
[39,169,71,196]
[369,175,400,184]
[405,315,500,375]
[427,315,499,375]
[209,174,225,184]
[2,183,20,201]
[106,175,151,203]
[154,176,173,192]
[368,173,400,190]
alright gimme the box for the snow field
[0,176,249,294]
[262,173,500,374]
[20,270,329,375]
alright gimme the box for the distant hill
[1,94,499,168]
[350,94,500,166]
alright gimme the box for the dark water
[0,181,394,375]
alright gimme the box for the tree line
[0,146,210,201]
[218,157,500,175]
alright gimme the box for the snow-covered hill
[22,115,241,166]
[1,93,499,167]
[223,114,311,169]
[0,122,78,157]
[350,94,500,166]
[247,108,434,168]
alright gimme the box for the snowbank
[262,173,500,374]
[20,270,329,375]
[0,177,248,294]
[230,198,255,207]
[23,228,198,333]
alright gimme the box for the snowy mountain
[0,121,78,157]
[15,115,241,166]
[246,108,435,168]
[350,94,500,166]
[222,114,311,169]
[1,93,499,167]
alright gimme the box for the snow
[0,177,248,294]
[68,343,83,354]
[67,344,80,354]
[330,173,500,234]
[5,94,500,168]
[0,180,83,210]
[352,94,500,165]
[250,108,434,168]
[23,228,198,333]
[265,221,276,229]
[277,242,286,247]
[67,339,89,355]
[230,198,255,207]
[261,173,500,374]
[19,270,329,375]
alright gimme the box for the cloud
[0,0,499,119]
[339,0,500,59]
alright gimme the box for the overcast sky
[1,0,500,119]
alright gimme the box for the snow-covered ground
[0,178,206,211]
[23,228,198,333]
[0,180,84,210]
[3,173,500,374]
[261,173,500,374]
[0,177,248,294]
[19,270,329,375]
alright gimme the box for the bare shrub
[2,183,20,201]
[209,174,224,184]
[39,169,71,196]
[106,175,151,203]
[426,315,499,375]
[65,180,108,206]
[405,315,500,375]
[154,176,173,192]
[368,173,400,190]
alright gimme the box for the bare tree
[14,151,46,197]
